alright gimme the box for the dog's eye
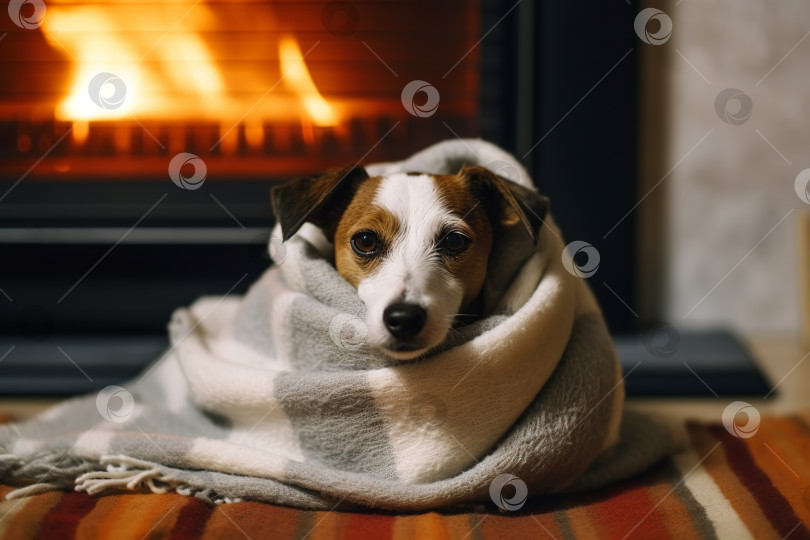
[440,231,469,254]
[351,231,378,255]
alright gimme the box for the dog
[271,165,549,360]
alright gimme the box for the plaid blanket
[1,412,808,539]
[0,140,674,511]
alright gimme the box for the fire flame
[279,36,338,127]
[42,4,224,122]
[38,2,340,132]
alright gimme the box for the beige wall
[640,0,810,335]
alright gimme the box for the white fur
[357,173,465,359]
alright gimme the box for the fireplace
[1,1,661,395]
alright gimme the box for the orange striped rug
[1,412,809,539]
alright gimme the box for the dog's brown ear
[271,165,370,242]
[460,165,550,245]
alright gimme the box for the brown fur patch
[460,166,550,245]
[334,177,401,288]
[431,173,494,309]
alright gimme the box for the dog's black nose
[383,303,427,341]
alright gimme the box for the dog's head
[271,165,549,360]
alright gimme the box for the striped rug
[1,411,809,539]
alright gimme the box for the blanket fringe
[0,453,24,475]
[3,453,240,504]
[76,456,172,496]
[3,451,97,500]
[76,455,242,504]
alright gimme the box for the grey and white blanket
[0,140,675,511]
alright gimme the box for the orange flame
[279,35,339,127]
[42,4,224,122]
[38,2,340,132]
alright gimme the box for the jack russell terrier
[271,165,549,360]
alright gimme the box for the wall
[642,0,810,335]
